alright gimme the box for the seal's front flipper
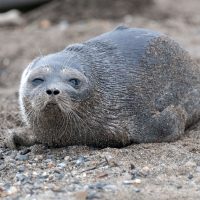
[4,128,35,149]
[147,105,188,142]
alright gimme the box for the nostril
[53,90,60,95]
[46,89,60,95]
[46,89,52,95]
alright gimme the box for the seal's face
[23,54,90,111]
[27,65,89,111]
[19,52,92,138]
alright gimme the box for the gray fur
[7,26,200,148]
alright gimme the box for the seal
[7,26,200,148]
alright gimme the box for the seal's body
[18,26,200,148]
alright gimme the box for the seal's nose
[46,89,60,96]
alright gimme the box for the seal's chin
[41,101,61,113]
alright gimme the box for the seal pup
[6,26,200,148]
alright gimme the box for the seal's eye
[32,78,44,86]
[69,78,81,89]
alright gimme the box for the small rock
[0,187,6,197]
[76,156,87,166]
[123,179,141,185]
[6,186,18,195]
[141,166,150,176]
[134,179,142,184]
[89,182,107,190]
[32,171,39,177]
[15,154,29,161]
[57,20,69,31]
[54,172,64,180]
[40,172,49,179]
[123,180,135,185]
[16,173,27,182]
[0,10,24,26]
[188,174,193,179]
[44,159,53,163]
[57,162,66,169]
[39,19,51,29]
[131,169,141,179]
[104,184,117,192]
[20,148,31,155]
[33,182,42,190]
[130,163,135,170]
[185,161,197,168]
[196,166,200,172]
[18,166,25,173]
[73,190,87,200]
[0,153,4,160]
[105,155,118,167]
[177,185,182,189]
[133,187,141,193]
[97,173,108,178]
[47,162,55,168]
[51,185,64,192]
[0,164,6,171]
[64,156,70,162]
[86,191,101,200]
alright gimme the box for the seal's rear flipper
[145,105,187,143]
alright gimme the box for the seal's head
[19,47,94,146]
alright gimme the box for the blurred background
[1,0,200,123]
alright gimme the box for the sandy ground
[1,0,200,199]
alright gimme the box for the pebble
[57,20,69,31]
[177,185,182,189]
[188,174,193,179]
[131,169,141,179]
[104,184,117,192]
[141,166,150,176]
[51,185,64,192]
[6,186,18,195]
[0,10,24,26]
[40,172,49,179]
[32,171,39,177]
[185,161,197,168]
[47,162,55,168]
[15,154,29,161]
[57,162,66,169]
[196,166,200,172]
[20,148,30,155]
[76,156,87,166]
[15,173,27,182]
[87,191,101,200]
[88,182,107,190]
[123,179,141,185]
[18,166,25,173]
[44,159,53,163]
[105,155,118,167]
[39,19,51,29]
[72,190,88,200]
[64,156,70,161]
[0,164,6,171]
[130,163,136,170]
[0,152,4,159]
[33,182,42,190]
[133,187,141,193]
[54,172,65,180]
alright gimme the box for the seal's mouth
[42,101,61,112]
[46,102,57,108]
